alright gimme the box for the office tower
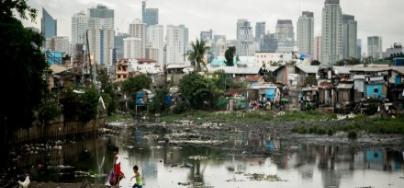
[255,22,266,42]
[179,25,189,53]
[142,0,158,26]
[275,19,295,53]
[115,33,129,60]
[356,39,362,59]
[297,11,314,55]
[128,19,146,58]
[321,0,343,66]
[260,33,278,53]
[166,25,187,65]
[71,11,88,45]
[87,28,115,65]
[314,36,322,60]
[123,37,143,59]
[146,25,164,65]
[87,5,115,66]
[367,36,383,59]
[342,14,357,59]
[236,19,255,56]
[200,29,213,42]
[41,8,57,39]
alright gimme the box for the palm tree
[187,39,210,72]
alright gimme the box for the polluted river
[10,120,404,188]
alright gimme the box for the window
[374,88,379,93]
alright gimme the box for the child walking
[131,165,143,188]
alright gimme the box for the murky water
[16,126,404,188]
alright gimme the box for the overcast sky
[24,0,404,53]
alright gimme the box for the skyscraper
[166,25,187,65]
[129,19,146,58]
[41,8,57,39]
[255,22,266,42]
[87,5,115,65]
[314,36,322,60]
[114,33,129,60]
[200,29,213,42]
[71,11,88,45]
[123,37,143,59]
[146,25,164,65]
[321,0,343,66]
[237,19,255,56]
[297,11,314,56]
[260,33,278,53]
[342,14,357,59]
[367,36,383,59]
[142,1,158,26]
[356,39,362,59]
[275,19,295,53]
[179,25,189,53]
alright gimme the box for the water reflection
[16,127,404,188]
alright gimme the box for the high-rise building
[255,22,266,42]
[297,11,314,55]
[367,36,383,59]
[129,19,146,58]
[314,36,322,60]
[200,29,213,42]
[321,0,343,66]
[142,1,158,26]
[236,19,255,56]
[146,25,164,65]
[41,8,57,39]
[46,36,70,55]
[260,33,278,53]
[356,39,362,59]
[179,25,189,53]
[71,11,88,45]
[87,5,115,66]
[123,37,143,59]
[166,25,187,65]
[275,19,295,53]
[342,14,357,59]
[114,33,129,60]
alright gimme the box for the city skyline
[24,0,404,53]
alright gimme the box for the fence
[12,117,105,143]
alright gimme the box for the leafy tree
[97,68,116,115]
[0,0,48,163]
[60,87,100,122]
[212,70,233,91]
[187,39,210,72]
[122,74,152,95]
[147,88,168,114]
[179,73,216,109]
[224,47,236,66]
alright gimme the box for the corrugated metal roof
[333,66,352,74]
[295,63,319,74]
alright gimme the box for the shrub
[347,131,358,140]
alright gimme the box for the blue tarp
[366,84,384,99]
[135,92,145,106]
[265,88,276,101]
[164,95,172,106]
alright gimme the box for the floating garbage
[245,173,286,182]
[188,155,208,160]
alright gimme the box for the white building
[146,25,164,65]
[71,11,88,45]
[297,11,314,56]
[166,25,187,65]
[321,0,343,66]
[87,5,114,66]
[123,37,143,59]
[368,36,383,59]
[255,52,294,67]
[47,36,70,55]
[237,19,255,56]
[88,28,114,65]
[276,19,295,53]
[314,36,321,60]
[127,58,162,75]
[342,14,358,59]
[129,19,146,58]
[146,47,160,63]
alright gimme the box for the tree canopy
[179,73,216,109]
[121,74,152,95]
[187,39,210,72]
[224,47,236,66]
